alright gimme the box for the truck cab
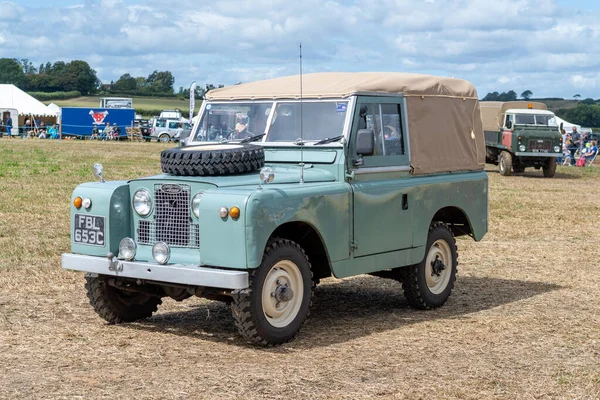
[62,72,489,346]
[481,101,562,177]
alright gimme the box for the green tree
[0,58,27,87]
[521,90,533,100]
[56,60,99,95]
[113,73,137,91]
[573,94,581,99]
[135,77,148,91]
[580,98,596,105]
[146,70,175,93]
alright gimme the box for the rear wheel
[498,151,513,176]
[402,223,458,310]
[543,158,556,177]
[231,238,314,346]
[85,276,161,324]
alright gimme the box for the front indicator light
[73,197,82,209]
[119,238,136,261]
[229,206,240,219]
[152,242,170,265]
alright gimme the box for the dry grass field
[0,139,599,399]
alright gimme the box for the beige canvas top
[480,101,548,131]
[206,72,484,175]
[205,72,478,100]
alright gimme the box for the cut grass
[0,139,599,399]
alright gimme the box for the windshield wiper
[240,134,265,143]
[314,135,344,145]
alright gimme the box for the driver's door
[348,96,414,258]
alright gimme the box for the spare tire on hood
[160,144,265,176]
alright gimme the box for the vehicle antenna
[299,42,305,184]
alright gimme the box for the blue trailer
[61,107,135,139]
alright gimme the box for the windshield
[191,100,348,143]
[515,114,557,126]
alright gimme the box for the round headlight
[519,145,526,152]
[554,146,561,153]
[133,189,152,216]
[119,237,136,261]
[192,193,203,218]
[152,242,170,264]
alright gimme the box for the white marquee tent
[0,84,58,116]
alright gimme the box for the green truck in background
[62,72,488,346]
[481,101,562,177]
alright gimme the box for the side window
[168,121,179,129]
[156,120,166,128]
[358,103,404,156]
[505,114,514,128]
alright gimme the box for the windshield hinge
[350,239,358,250]
[345,170,355,180]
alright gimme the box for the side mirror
[506,121,512,129]
[356,129,375,156]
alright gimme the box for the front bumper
[514,152,561,157]
[62,253,249,289]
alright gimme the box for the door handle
[402,194,408,210]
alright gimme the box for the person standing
[4,115,13,138]
[569,126,581,166]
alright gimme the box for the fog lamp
[229,206,240,219]
[73,196,83,209]
[119,237,136,261]
[152,242,170,264]
[519,145,526,152]
[554,146,561,153]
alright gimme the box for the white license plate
[74,214,105,246]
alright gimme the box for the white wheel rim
[262,260,304,328]
[424,239,453,295]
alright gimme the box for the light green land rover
[62,72,489,346]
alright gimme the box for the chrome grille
[136,184,200,248]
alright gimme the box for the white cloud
[0,0,599,98]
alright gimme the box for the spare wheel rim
[262,260,304,328]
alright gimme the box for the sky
[1,0,599,99]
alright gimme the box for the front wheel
[543,158,556,177]
[231,238,314,346]
[498,151,513,176]
[85,276,162,323]
[402,222,458,310]
[158,133,170,143]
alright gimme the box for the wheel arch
[430,206,474,238]
[268,221,332,282]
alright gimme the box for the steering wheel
[383,125,399,139]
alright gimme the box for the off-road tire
[161,144,265,176]
[498,151,513,176]
[513,165,525,173]
[231,238,315,346]
[158,133,170,143]
[402,222,458,310]
[85,276,162,324]
[543,158,557,178]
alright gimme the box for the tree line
[0,58,221,98]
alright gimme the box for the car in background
[134,119,152,141]
[151,118,191,142]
